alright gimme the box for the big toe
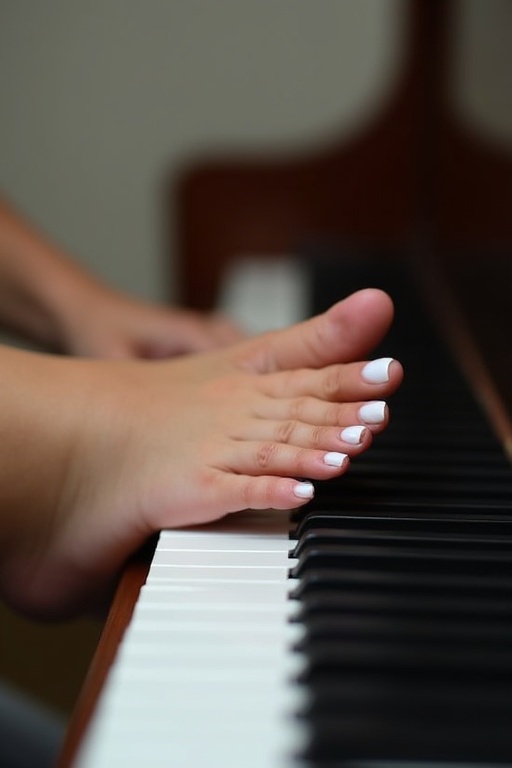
[240,288,395,373]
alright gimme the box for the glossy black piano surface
[289,254,512,766]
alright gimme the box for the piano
[57,251,512,768]
[58,2,512,765]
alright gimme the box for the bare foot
[0,289,402,617]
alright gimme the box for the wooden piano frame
[172,0,512,312]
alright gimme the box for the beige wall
[454,0,512,149]
[0,1,510,307]
[0,0,405,302]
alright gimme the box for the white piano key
[119,642,306,661]
[91,706,305,746]
[109,664,301,685]
[132,597,302,621]
[122,620,303,641]
[77,725,304,768]
[137,581,293,602]
[146,564,292,582]
[101,676,308,712]
[118,625,299,651]
[133,598,296,614]
[151,548,291,566]
[130,611,301,629]
[159,523,290,536]
[90,717,304,745]
[115,645,302,673]
[116,652,302,672]
[111,650,306,680]
[159,510,292,537]
[122,621,305,646]
[131,601,297,620]
[157,532,293,551]
[142,576,300,593]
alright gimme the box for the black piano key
[293,499,512,523]
[290,527,512,559]
[293,535,512,558]
[300,678,512,735]
[347,458,512,480]
[315,476,512,502]
[292,513,512,540]
[351,447,511,467]
[294,588,512,623]
[298,639,512,676]
[290,544,512,579]
[292,504,512,530]
[292,570,512,607]
[360,431,505,451]
[301,713,512,764]
[294,613,512,648]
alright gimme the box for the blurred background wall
[1,1,510,305]
[0,0,404,304]
[0,0,510,722]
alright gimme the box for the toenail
[324,452,348,467]
[358,401,386,424]
[294,481,315,499]
[361,357,393,384]
[340,425,366,444]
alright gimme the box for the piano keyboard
[75,514,305,768]
[73,256,512,767]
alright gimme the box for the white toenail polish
[324,452,348,467]
[294,482,314,499]
[359,401,386,424]
[340,425,366,444]
[361,357,393,384]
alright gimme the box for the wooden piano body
[59,1,512,765]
